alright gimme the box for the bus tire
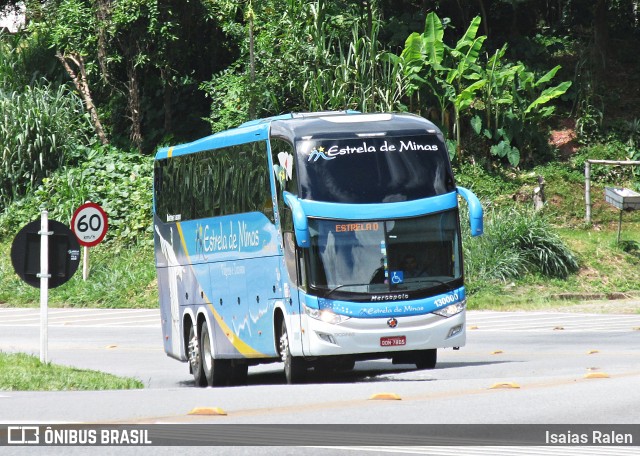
[415,349,437,370]
[280,320,306,384]
[199,322,231,387]
[336,358,356,371]
[188,324,207,387]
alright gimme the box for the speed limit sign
[71,202,109,247]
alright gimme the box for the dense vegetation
[0,1,639,309]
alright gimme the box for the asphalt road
[1,307,639,455]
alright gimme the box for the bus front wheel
[199,323,231,386]
[415,349,437,370]
[280,320,306,384]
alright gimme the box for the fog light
[447,324,463,339]
[316,332,337,344]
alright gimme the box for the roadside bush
[0,146,153,247]
[454,162,520,201]
[1,31,65,90]
[463,206,580,288]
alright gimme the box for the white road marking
[0,308,160,328]
[467,311,640,332]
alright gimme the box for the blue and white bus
[153,112,483,386]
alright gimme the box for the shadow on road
[177,359,513,387]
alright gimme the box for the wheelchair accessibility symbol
[390,271,404,284]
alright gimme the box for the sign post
[71,202,109,280]
[39,210,51,363]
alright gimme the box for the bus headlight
[303,305,351,325]
[433,300,466,318]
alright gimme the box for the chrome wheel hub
[188,334,200,369]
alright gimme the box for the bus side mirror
[283,192,310,247]
[456,186,484,236]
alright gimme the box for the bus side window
[270,138,297,231]
[272,138,306,288]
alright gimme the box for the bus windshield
[306,210,463,300]
[296,134,455,203]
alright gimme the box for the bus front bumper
[298,308,466,358]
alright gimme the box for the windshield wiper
[409,278,455,292]
[324,283,370,299]
[320,277,457,300]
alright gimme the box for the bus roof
[155,111,441,160]
[270,112,440,142]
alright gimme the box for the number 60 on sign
[71,202,109,247]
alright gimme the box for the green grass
[0,352,143,391]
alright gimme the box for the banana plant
[448,15,487,159]
[471,62,571,167]
[401,11,573,167]
[401,12,488,160]
[524,66,572,118]
[401,12,449,127]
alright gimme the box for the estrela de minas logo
[307,146,335,162]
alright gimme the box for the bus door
[271,139,306,354]
[281,231,305,354]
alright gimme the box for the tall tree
[45,0,109,145]
[201,0,317,130]
[35,0,228,152]
[593,0,609,72]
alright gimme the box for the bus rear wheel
[199,322,231,386]
[280,320,306,384]
[188,325,207,387]
[415,349,437,370]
